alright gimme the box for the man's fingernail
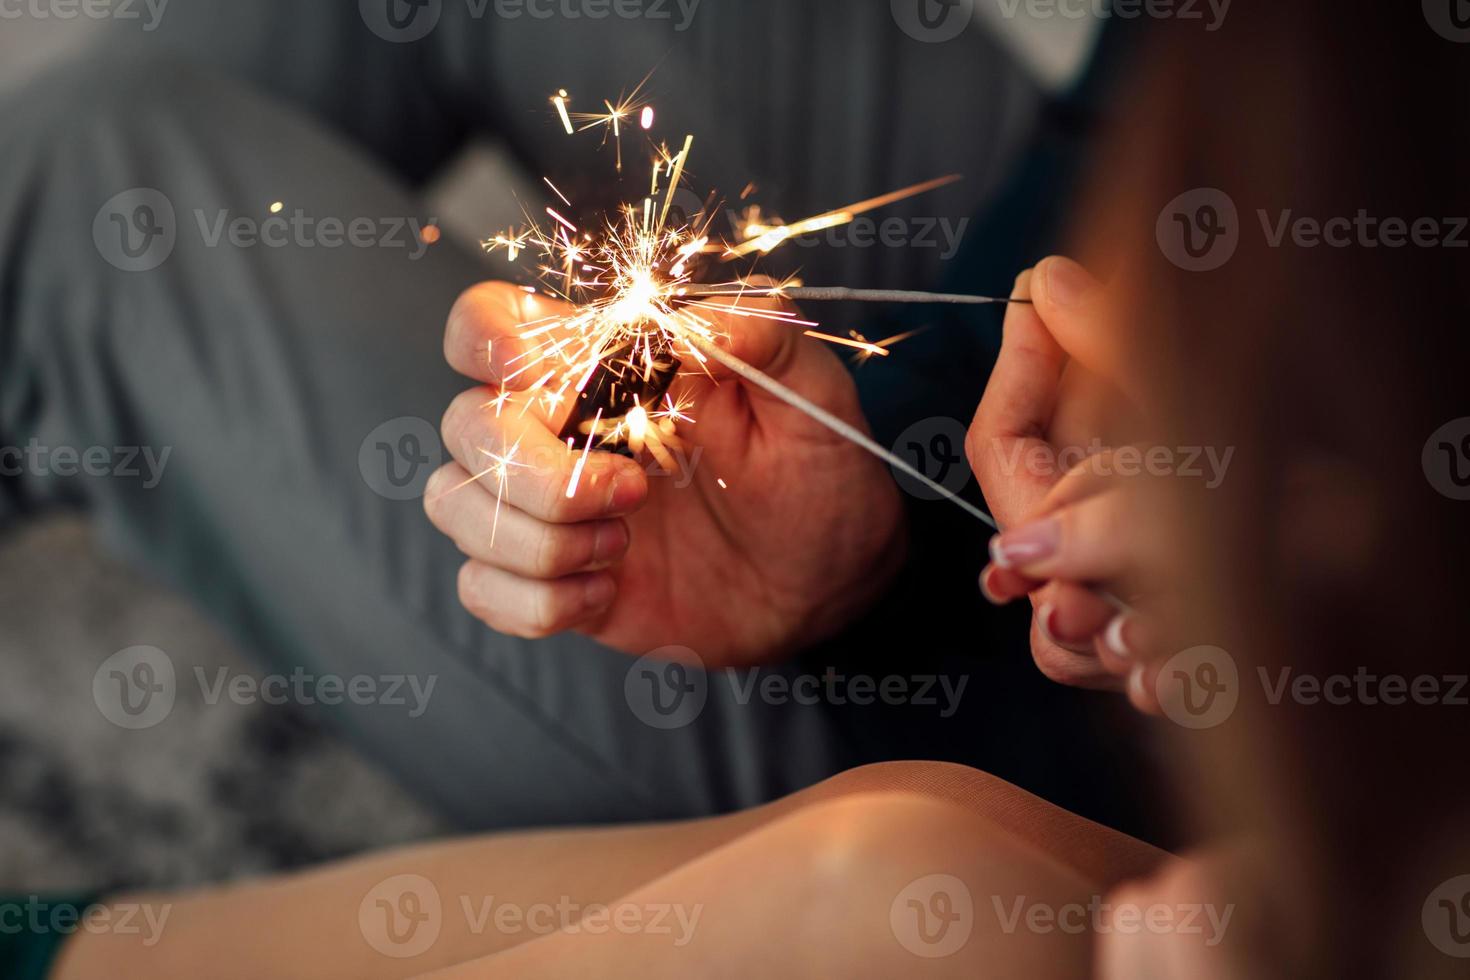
[609,469,646,512]
[593,521,630,564]
[989,519,1060,569]
[979,564,1004,605]
[1104,614,1134,659]
[1044,257,1093,308]
[584,575,616,611]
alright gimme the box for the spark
[476,84,988,519]
[553,89,575,135]
[802,330,890,357]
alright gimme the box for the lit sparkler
[470,84,1027,536]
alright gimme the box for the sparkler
[471,85,1029,538]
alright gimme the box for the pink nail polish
[991,518,1060,568]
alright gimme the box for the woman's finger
[424,463,631,578]
[1037,580,1116,649]
[988,487,1146,585]
[967,269,1067,525]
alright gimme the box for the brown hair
[1073,5,1470,975]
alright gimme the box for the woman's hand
[967,257,1165,701]
[425,282,905,668]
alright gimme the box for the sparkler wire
[681,330,997,529]
[681,286,1032,306]
[681,330,1133,615]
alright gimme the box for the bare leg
[54,763,1164,978]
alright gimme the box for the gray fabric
[0,2,1046,830]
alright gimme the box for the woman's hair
[1073,5,1469,975]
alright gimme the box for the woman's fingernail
[1103,614,1134,659]
[584,574,616,612]
[1043,257,1093,308]
[979,565,1004,605]
[990,519,1060,569]
[1036,602,1060,645]
[1127,664,1148,705]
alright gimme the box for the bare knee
[764,793,1094,976]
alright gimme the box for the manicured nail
[592,521,630,565]
[584,574,616,612]
[979,564,1004,605]
[1103,614,1134,660]
[990,519,1060,569]
[1043,257,1093,308]
[1127,664,1148,704]
[1036,601,1060,645]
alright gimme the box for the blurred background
[0,5,1101,892]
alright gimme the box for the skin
[51,762,1164,979]
[969,256,1201,717]
[427,281,906,667]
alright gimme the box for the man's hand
[426,282,905,667]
